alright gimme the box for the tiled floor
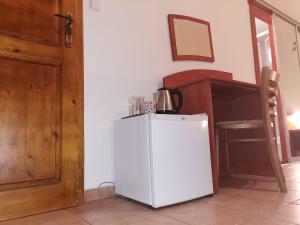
[2,162,300,225]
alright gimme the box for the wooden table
[164,70,274,193]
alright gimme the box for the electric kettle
[155,88,183,114]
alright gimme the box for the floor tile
[2,161,300,225]
[242,217,295,225]
[130,215,187,225]
[293,199,300,205]
[267,203,300,224]
[287,181,300,192]
[203,191,286,218]
[74,199,156,225]
[291,177,300,183]
[164,204,252,225]
[66,197,124,214]
[156,197,213,216]
[0,210,87,225]
[238,189,300,203]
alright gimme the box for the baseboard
[84,185,115,202]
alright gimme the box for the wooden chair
[215,66,287,192]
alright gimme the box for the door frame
[76,0,84,204]
[248,0,289,163]
[59,0,84,204]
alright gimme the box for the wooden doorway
[248,0,289,163]
[0,0,84,221]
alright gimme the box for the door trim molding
[74,0,84,205]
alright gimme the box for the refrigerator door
[149,114,213,208]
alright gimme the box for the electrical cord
[97,182,116,198]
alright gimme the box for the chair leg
[224,131,230,176]
[272,153,287,192]
[267,136,287,192]
[272,155,287,193]
[276,167,287,192]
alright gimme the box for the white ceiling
[264,0,300,23]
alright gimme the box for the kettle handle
[170,88,183,113]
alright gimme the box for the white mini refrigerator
[114,113,213,208]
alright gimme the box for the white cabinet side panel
[114,115,152,204]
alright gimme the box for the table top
[179,77,260,99]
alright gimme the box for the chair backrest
[260,67,287,192]
[260,66,280,125]
[260,66,280,156]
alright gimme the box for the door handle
[53,12,73,48]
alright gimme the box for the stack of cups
[128,96,144,116]
[128,94,158,116]
[142,101,156,114]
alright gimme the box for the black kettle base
[156,110,178,115]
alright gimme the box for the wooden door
[0,0,83,221]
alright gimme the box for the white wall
[273,16,300,115]
[83,0,256,189]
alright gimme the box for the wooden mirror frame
[248,0,289,163]
[168,14,215,62]
[248,0,277,83]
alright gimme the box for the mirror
[255,18,272,72]
[168,14,215,62]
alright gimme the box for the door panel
[0,58,61,189]
[0,0,83,221]
[0,0,62,45]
